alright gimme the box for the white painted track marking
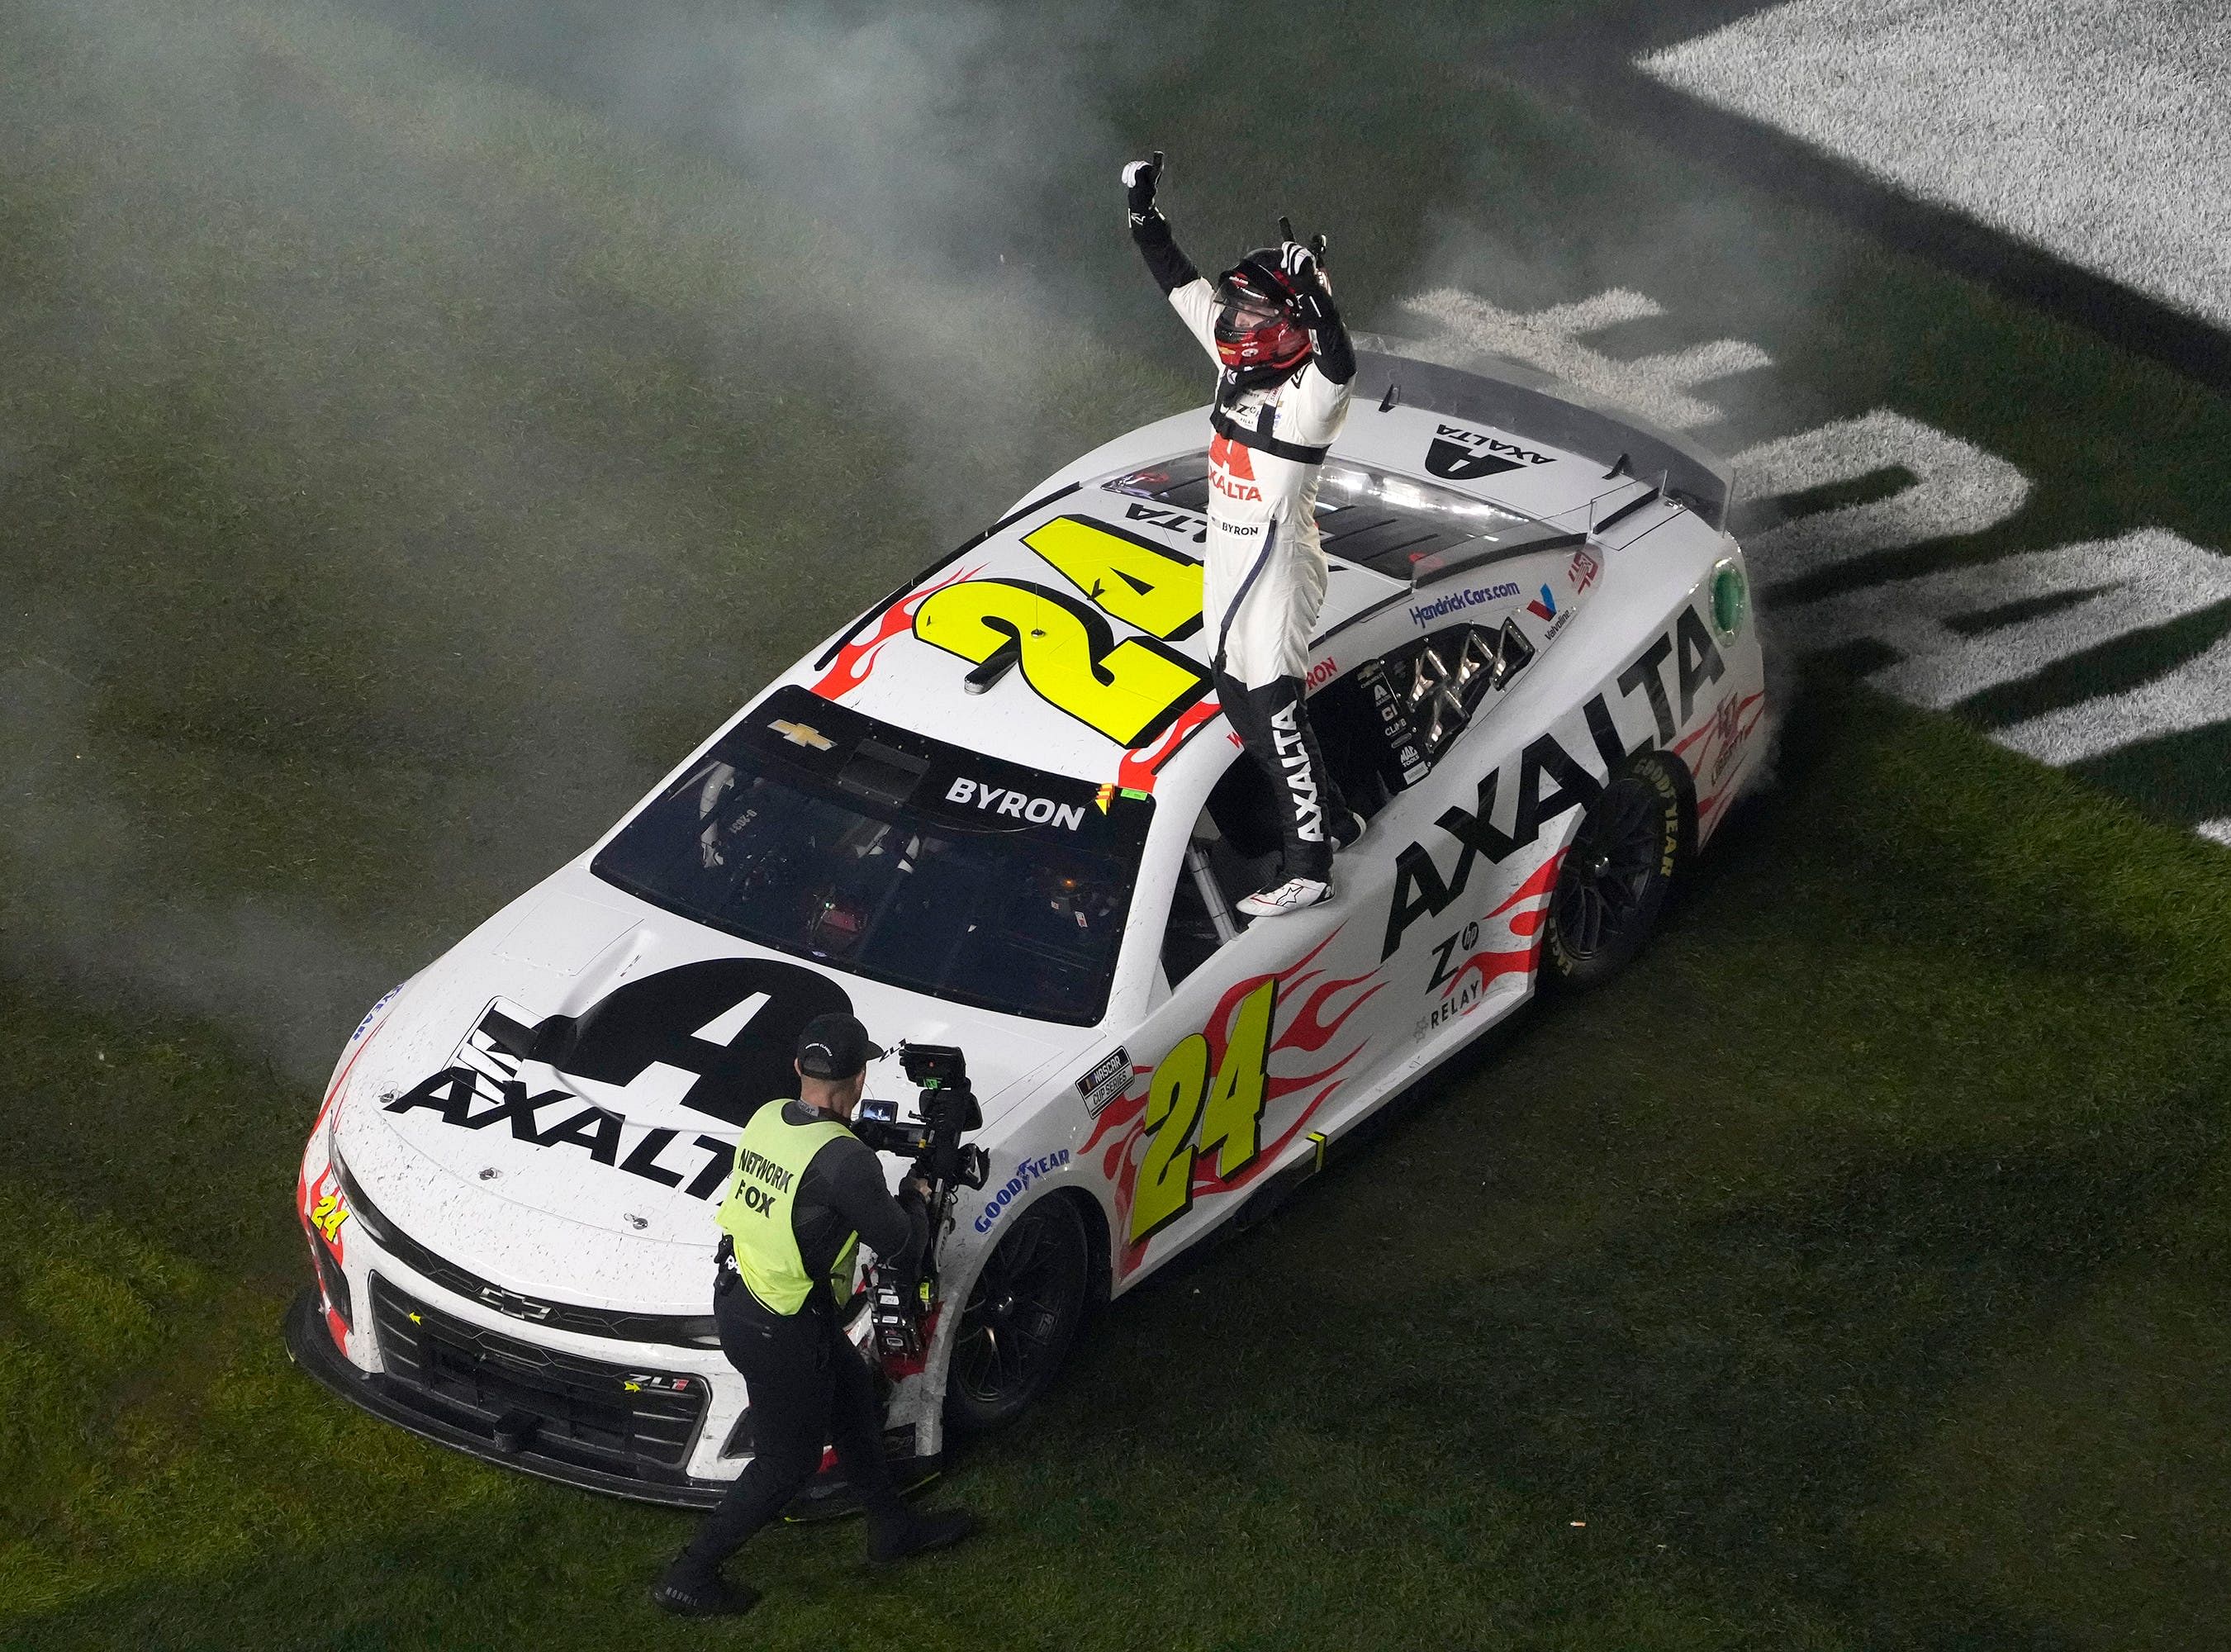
[1399,287,1772,430]
[1776,528,2231,709]
[1383,279,2230,833]
[1733,413,2032,585]
[1640,0,2231,331]
[1996,620,2231,765]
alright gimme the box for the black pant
[680,1275,904,1574]
[1216,670,1348,885]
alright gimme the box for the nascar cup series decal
[1073,1047,1131,1116]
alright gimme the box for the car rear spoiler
[1350,348,1736,533]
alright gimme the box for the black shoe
[1331,809,1366,852]
[867,1507,978,1564]
[651,1554,761,1617]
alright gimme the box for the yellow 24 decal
[1020,515,1203,642]
[914,577,1208,748]
[911,515,1208,746]
[311,1189,349,1244]
[1128,979,1277,1245]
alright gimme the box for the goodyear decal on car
[973,1150,1071,1234]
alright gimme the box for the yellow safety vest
[718,1103,857,1315]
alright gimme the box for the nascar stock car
[287,349,1768,1507]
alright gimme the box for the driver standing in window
[1123,152,1365,917]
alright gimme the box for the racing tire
[1539,752,1685,990]
[947,1196,1089,1435]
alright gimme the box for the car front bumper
[282,1284,730,1508]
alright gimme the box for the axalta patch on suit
[283,330,1769,1511]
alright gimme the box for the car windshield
[591,686,1153,1025]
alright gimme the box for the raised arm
[1278,239,1355,388]
[1123,154,1220,359]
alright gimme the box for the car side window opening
[1307,616,1536,817]
[1160,811,1243,990]
[1156,619,1536,990]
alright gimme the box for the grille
[368,1275,708,1469]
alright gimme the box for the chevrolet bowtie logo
[479,1284,553,1321]
[771,719,834,750]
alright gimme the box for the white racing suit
[1133,213,1355,885]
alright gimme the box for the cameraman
[653,1014,977,1617]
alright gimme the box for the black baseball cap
[795,1013,885,1080]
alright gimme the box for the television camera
[852,1042,989,1360]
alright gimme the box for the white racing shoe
[1237,876,1332,919]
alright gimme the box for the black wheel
[946,1197,1089,1434]
[1540,753,1685,990]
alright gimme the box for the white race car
[287,350,1767,1507]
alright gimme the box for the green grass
[8,677,2228,1651]
[3,0,2229,1646]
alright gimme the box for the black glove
[1123,151,1164,222]
[1275,240,1331,321]
[1279,235,1353,381]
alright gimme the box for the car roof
[786,467,1406,791]
[784,353,1732,796]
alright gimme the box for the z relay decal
[383,958,857,1200]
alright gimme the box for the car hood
[331,866,1088,1313]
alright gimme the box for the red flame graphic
[1115,696,1224,793]
[1088,928,1384,1276]
[809,564,981,702]
[1437,848,1564,1007]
